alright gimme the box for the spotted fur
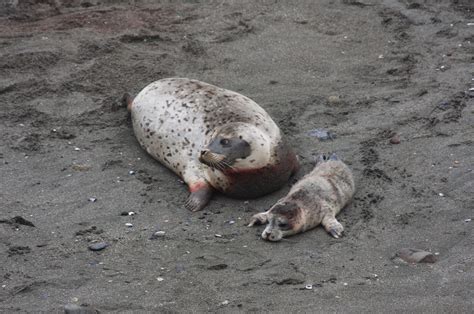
[249,156,355,241]
[130,78,298,211]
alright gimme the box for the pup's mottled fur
[248,154,355,241]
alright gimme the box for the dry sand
[0,0,473,312]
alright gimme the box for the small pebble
[157,277,164,282]
[128,211,136,216]
[390,134,401,144]
[378,54,384,59]
[305,284,313,290]
[221,300,229,306]
[125,223,133,227]
[465,218,471,222]
[307,128,336,141]
[150,231,166,239]
[88,197,97,202]
[439,193,444,197]
[74,147,81,151]
[88,242,108,251]
[328,95,341,104]
[228,220,235,225]
[393,248,437,264]
[215,234,223,238]
[343,282,348,286]
[128,170,135,175]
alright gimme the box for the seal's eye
[220,138,230,146]
[278,222,289,229]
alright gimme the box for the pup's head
[261,200,303,241]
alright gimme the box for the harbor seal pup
[128,78,299,211]
[248,154,354,241]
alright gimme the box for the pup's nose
[200,149,209,157]
[262,230,271,240]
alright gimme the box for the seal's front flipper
[322,215,344,239]
[185,183,213,212]
[122,93,134,112]
[248,212,269,227]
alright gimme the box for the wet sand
[0,0,473,312]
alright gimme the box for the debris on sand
[390,134,401,144]
[392,248,437,264]
[125,223,133,227]
[150,231,166,239]
[88,242,108,251]
[307,128,336,141]
[328,95,342,105]
[64,303,99,314]
[71,164,91,172]
[88,197,97,203]
[0,216,35,227]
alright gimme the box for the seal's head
[199,123,272,172]
[261,200,303,241]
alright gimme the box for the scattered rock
[88,197,97,202]
[389,134,401,144]
[328,95,342,105]
[125,223,133,227]
[71,164,91,172]
[88,242,108,251]
[149,231,166,239]
[307,128,336,141]
[393,248,437,264]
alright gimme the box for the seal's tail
[122,93,134,112]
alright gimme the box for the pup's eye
[278,222,289,228]
[220,138,230,146]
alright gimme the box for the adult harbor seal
[248,154,354,241]
[128,78,298,211]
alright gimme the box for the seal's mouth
[199,150,233,171]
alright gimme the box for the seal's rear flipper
[122,93,134,112]
[185,182,213,212]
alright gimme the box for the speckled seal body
[130,78,298,211]
[249,154,354,241]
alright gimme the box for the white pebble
[156,277,164,282]
[74,147,81,151]
[228,220,235,225]
[465,218,472,222]
[88,197,97,202]
[125,223,133,227]
[468,23,474,26]
[221,300,229,306]
[215,234,223,238]
[305,284,313,290]
[439,193,444,197]
[129,170,135,175]
[128,211,136,216]
[343,282,348,286]
[378,54,384,59]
